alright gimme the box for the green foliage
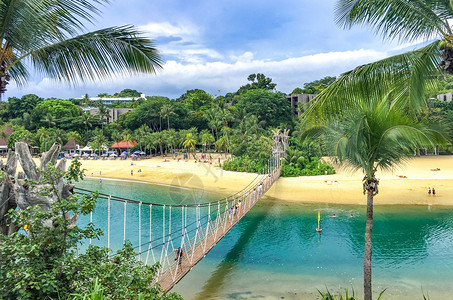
[7,128,32,148]
[113,89,142,98]
[178,89,214,111]
[318,287,386,300]
[5,94,43,119]
[0,159,179,299]
[281,156,335,177]
[236,89,294,128]
[237,73,277,94]
[222,156,267,173]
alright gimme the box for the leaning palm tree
[0,0,162,96]
[303,92,448,300]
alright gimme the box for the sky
[6,0,421,100]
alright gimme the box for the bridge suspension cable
[75,154,282,292]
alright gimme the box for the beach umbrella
[109,153,117,157]
[131,154,137,157]
[101,153,108,157]
[72,153,79,157]
[139,151,146,155]
[133,150,141,154]
[82,153,90,157]
[91,153,98,157]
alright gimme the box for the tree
[6,94,42,119]
[183,132,197,158]
[237,73,277,94]
[236,89,294,128]
[7,128,31,148]
[160,104,176,130]
[0,156,180,299]
[32,99,81,128]
[114,89,142,97]
[0,0,162,97]
[124,96,171,131]
[305,0,453,124]
[178,89,213,111]
[200,129,215,154]
[303,92,448,300]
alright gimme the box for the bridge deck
[157,167,280,292]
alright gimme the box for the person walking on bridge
[174,247,184,266]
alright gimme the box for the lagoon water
[77,179,453,299]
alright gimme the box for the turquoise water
[76,179,453,299]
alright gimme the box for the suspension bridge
[74,130,287,292]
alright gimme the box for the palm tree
[305,0,453,125]
[122,132,133,155]
[111,130,122,155]
[165,128,178,158]
[135,125,149,151]
[0,0,162,96]
[160,104,176,130]
[303,92,448,300]
[183,133,197,159]
[42,113,56,128]
[96,100,110,131]
[152,131,164,156]
[200,129,215,154]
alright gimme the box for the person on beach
[428,187,431,195]
[238,200,242,212]
[432,188,436,195]
[131,170,133,176]
[174,247,184,265]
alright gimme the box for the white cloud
[139,22,196,38]
[6,48,388,99]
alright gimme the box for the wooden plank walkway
[157,167,281,292]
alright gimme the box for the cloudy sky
[6,0,421,100]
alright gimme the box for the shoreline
[62,155,453,206]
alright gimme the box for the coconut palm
[160,104,176,130]
[303,92,448,300]
[200,129,215,154]
[183,133,197,159]
[0,0,162,96]
[304,0,453,125]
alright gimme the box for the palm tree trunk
[364,190,374,300]
[167,116,170,130]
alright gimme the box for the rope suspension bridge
[74,130,288,292]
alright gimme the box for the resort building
[286,94,316,115]
[86,107,133,123]
[62,139,80,155]
[110,141,138,154]
[437,92,453,102]
[79,94,146,105]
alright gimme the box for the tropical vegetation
[298,1,453,299]
[0,0,161,97]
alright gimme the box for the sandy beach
[58,155,453,206]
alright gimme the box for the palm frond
[301,41,442,126]
[0,0,107,53]
[335,0,450,43]
[27,25,162,84]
